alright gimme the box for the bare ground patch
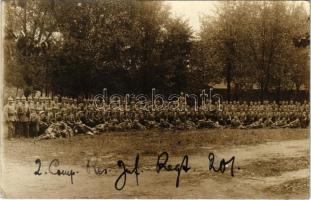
[239,156,309,177]
[264,177,309,196]
[4,128,308,164]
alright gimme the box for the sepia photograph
[0,0,310,198]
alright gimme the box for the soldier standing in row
[29,96,39,137]
[15,96,22,136]
[4,97,16,139]
[20,95,30,137]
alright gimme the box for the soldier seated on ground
[145,113,159,129]
[300,112,309,128]
[205,118,218,128]
[282,118,301,128]
[117,118,130,131]
[197,117,207,129]
[132,119,146,130]
[38,111,49,135]
[94,121,109,133]
[271,116,287,128]
[73,121,95,135]
[247,118,264,129]
[37,121,74,140]
[37,123,59,140]
[230,116,244,128]
[58,122,74,138]
[29,110,39,137]
[174,117,186,130]
[185,118,197,130]
[107,118,120,131]
[263,116,274,128]
[66,111,76,128]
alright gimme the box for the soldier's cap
[8,96,13,101]
[21,95,26,100]
[15,96,20,100]
[28,95,33,100]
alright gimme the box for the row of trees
[4,0,310,100]
[193,1,309,100]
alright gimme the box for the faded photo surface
[0,0,310,199]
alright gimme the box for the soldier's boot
[30,122,35,137]
[20,122,24,137]
[19,122,23,136]
[7,122,13,139]
[34,122,39,137]
[22,122,27,137]
[25,122,30,138]
[14,122,18,137]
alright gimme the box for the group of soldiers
[3,95,310,140]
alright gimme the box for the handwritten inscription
[208,152,235,176]
[34,159,78,184]
[115,154,141,190]
[34,152,237,189]
[86,160,108,175]
[156,152,191,187]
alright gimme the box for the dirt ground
[0,128,309,198]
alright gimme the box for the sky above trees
[166,1,310,34]
[165,1,216,33]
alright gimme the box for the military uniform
[20,95,30,137]
[15,97,23,136]
[3,97,16,138]
[6,93,310,138]
[29,96,39,137]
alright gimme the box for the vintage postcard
[0,0,310,199]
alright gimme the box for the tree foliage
[4,1,309,100]
[198,1,309,100]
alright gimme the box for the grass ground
[1,128,309,198]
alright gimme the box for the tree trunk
[234,83,240,101]
[260,80,265,101]
[295,84,301,100]
[276,82,281,103]
[226,63,232,101]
